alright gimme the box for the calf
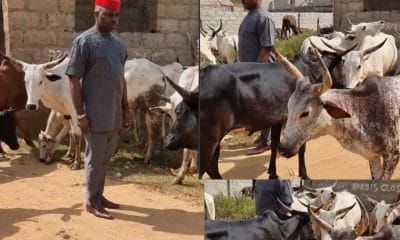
[0,108,19,151]
[277,48,400,179]
[38,110,72,164]
[281,15,298,40]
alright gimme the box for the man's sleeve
[257,16,275,48]
[66,37,89,79]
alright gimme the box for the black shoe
[86,203,113,219]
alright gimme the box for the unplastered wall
[3,0,199,66]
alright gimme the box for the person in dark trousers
[238,0,276,155]
[67,0,131,219]
[254,180,294,220]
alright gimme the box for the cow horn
[362,38,387,56]
[308,204,334,235]
[208,19,223,36]
[151,84,171,103]
[43,52,68,70]
[328,180,338,189]
[335,202,356,219]
[320,38,358,56]
[186,32,196,64]
[276,197,292,213]
[314,48,332,96]
[354,195,370,237]
[298,199,326,212]
[346,16,353,26]
[200,20,208,36]
[302,184,318,193]
[363,193,379,206]
[272,48,304,80]
[0,52,25,71]
[165,75,192,100]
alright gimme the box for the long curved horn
[320,38,358,56]
[314,47,332,96]
[298,199,326,212]
[302,184,318,193]
[335,202,356,219]
[363,193,379,206]
[346,16,353,26]
[186,32,196,63]
[0,52,25,71]
[328,180,338,189]
[200,20,207,36]
[355,195,370,237]
[43,52,68,69]
[151,85,171,103]
[208,19,223,36]
[362,38,387,56]
[272,48,304,80]
[165,75,191,100]
[308,204,334,235]
[277,197,292,212]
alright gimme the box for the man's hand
[78,116,90,134]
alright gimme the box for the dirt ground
[0,149,203,240]
[209,131,400,179]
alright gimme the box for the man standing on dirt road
[67,0,131,219]
[239,0,276,155]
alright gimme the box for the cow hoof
[62,155,73,163]
[70,163,81,170]
[189,166,197,174]
[169,168,179,176]
[172,178,183,185]
[39,158,46,163]
[144,158,151,165]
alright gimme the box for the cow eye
[357,65,361,69]
[39,80,43,85]
[300,111,309,118]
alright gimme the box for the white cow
[363,194,400,234]
[125,58,184,164]
[150,66,199,184]
[203,20,239,64]
[340,33,397,88]
[0,53,82,169]
[302,20,386,55]
[38,110,71,164]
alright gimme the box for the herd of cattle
[205,182,400,240]
[164,18,400,180]
[0,32,200,184]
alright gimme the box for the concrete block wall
[3,0,198,66]
[201,8,332,35]
[334,0,400,48]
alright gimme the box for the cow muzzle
[278,143,297,158]
[26,104,37,111]
[8,142,20,150]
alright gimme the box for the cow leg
[143,111,158,164]
[189,150,198,174]
[267,125,281,179]
[130,106,142,146]
[381,152,399,180]
[199,141,219,179]
[172,148,191,184]
[368,157,383,179]
[206,145,223,179]
[297,143,309,179]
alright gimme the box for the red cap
[95,0,121,12]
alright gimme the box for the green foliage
[214,194,256,220]
[276,31,316,59]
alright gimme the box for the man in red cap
[66,0,131,219]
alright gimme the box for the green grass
[214,194,256,220]
[276,31,316,59]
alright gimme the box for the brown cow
[0,58,34,153]
[281,15,298,40]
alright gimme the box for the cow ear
[46,73,62,82]
[323,101,351,119]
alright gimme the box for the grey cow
[275,48,400,180]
